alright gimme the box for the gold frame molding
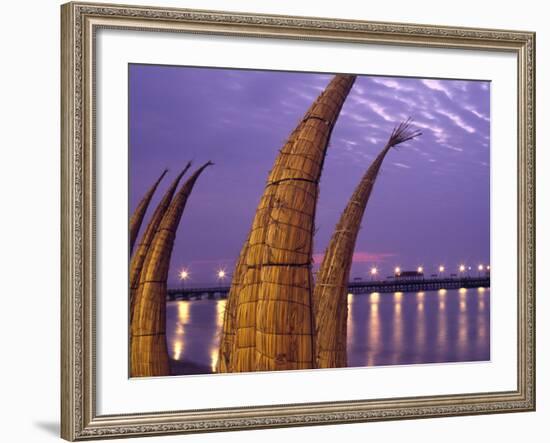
[61,1,536,440]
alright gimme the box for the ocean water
[166,287,490,374]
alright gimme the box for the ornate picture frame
[61,1,535,440]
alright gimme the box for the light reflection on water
[366,292,380,366]
[392,292,403,365]
[415,292,426,363]
[166,288,490,375]
[209,299,226,371]
[171,302,189,361]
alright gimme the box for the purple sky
[129,65,490,287]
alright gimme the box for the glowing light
[217,269,226,281]
[393,292,403,359]
[210,300,227,372]
[367,292,381,366]
[173,340,183,361]
[417,266,423,273]
[486,265,491,271]
[478,264,484,271]
[394,292,403,312]
[416,292,426,353]
[178,302,190,323]
[439,265,445,273]
[416,293,425,311]
[459,264,466,272]
[179,269,189,280]
[216,300,226,328]
[394,266,401,275]
[370,267,378,275]
[395,303,402,314]
[172,302,189,361]
[210,348,219,372]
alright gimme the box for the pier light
[486,265,490,271]
[217,269,227,286]
[478,264,484,271]
[459,264,466,273]
[179,269,189,281]
[438,265,445,273]
[179,268,189,289]
[394,266,401,275]
[370,267,378,275]
[417,266,423,273]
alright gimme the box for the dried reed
[219,75,356,372]
[130,161,212,377]
[313,119,421,368]
[129,162,191,318]
[129,169,167,254]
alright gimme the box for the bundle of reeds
[313,119,421,368]
[217,233,250,373]
[129,162,192,318]
[129,169,167,254]
[131,161,212,377]
[218,74,356,372]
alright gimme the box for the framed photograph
[61,1,536,440]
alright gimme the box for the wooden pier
[167,276,490,301]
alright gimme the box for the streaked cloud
[393,162,411,169]
[421,79,453,98]
[436,109,476,134]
